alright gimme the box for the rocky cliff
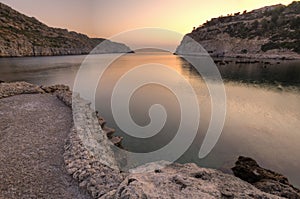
[176,1,300,59]
[0,2,132,57]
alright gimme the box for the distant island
[0,2,133,57]
[176,1,300,59]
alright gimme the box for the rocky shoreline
[175,2,300,61]
[0,2,133,57]
[1,81,299,198]
[175,37,300,61]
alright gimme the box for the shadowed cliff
[0,2,132,57]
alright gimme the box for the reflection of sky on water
[0,52,299,187]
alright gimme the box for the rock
[0,2,133,57]
[232,156,300,198]
[114,162,282,199]
[95,111,124,147]
[66,167,78,175]
[175,2,300,60]
[40,85,73,106]
[0,82,44,99]
[102,126,115,138]
[110,136,123,147]
[41,85,70,93]
[129,160,171,173]
[97,117,107,128]
[64,126,126,199]
[99,190,117,199]
[79,180,88,189]
[78,170,88,181]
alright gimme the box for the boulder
[232,156,300,198]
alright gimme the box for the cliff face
[0,3,132,57]
[176,1,300,59]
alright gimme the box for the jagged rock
[102,126,115,138]
[113,162,282,199]
[95,111,124,147]
[232,156,300,198]
[110,136,123,147]
[0,2,133,57]
[97,117,107,128]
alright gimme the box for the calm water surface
[1,52,300,187]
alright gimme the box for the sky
[0,0,296,50]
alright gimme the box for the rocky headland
[176,1,300,60]
[1,81,300,198]
[0,3,133,57]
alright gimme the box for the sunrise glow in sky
[0,0,296,49]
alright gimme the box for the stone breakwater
[40,85,123,146]
[36,84,128,198]
[0,82,127,198]
[64,129,126,198]
[1,81,300,198]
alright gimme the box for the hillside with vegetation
[0,2,132,57]
[176,1,300,59]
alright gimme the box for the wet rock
[97,116,106,128]
[110,136,123,147]
[232,156,300,198]
[95,111,124,147]
[102,126,115,138]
